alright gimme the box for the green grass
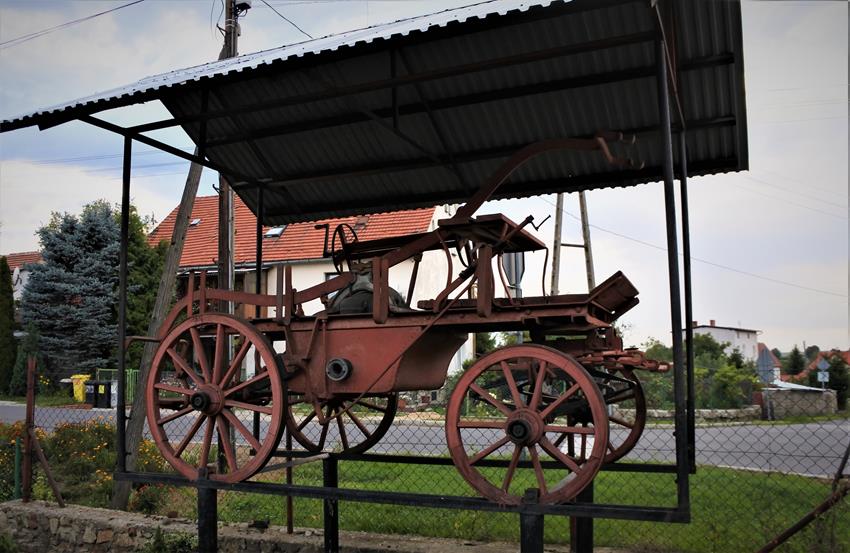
[173,462,850,553]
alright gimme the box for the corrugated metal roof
[0,0,748,225]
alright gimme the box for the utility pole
[112,0,246,511]
[218,0,238,308]
[549,191,596,296]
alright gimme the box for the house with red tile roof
[1,251,43,302]
[782,349,850,384]
[756,343,782,384]
[149,196,472,376]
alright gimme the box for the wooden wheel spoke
[609,415,635,429]
[501,445,522,492]
[529,362,549,411]
[607,441,616,453]
[355,400,387,413]
[347,410,372,439]
[224,399,272,415]
[212,324,226,384]
[544,424,596,435]
[336,408,349,450]
[580,431,587,459]
[468,383,511,416]
[166,349,203,387]
[317,407,331,450]
[155,382,194,396]
[606,389,636,404]
[528,446,548,495]
[297,410,317,431]
[224,371,269,398]
[157,405,193,426]
[221,409,261,451]
[199,416,214,470]
[457,419,506,429]
[469,436,510,465]
[189,327,212,382]
[500,361,525,408]
[174,415,205,458]
[220,340,251,388]
[216,416,238,473]
[539,383,580,420]
[539,437,581,472]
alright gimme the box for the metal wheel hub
[505,409,543,445]
[190,385,223,415]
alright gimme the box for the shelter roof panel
[1,0,747,225]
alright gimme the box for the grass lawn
[157,461,849,553]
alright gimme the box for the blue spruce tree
[21,201,119,379]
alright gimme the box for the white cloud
[0,160,176,253]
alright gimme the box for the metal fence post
[570,481,594,553]
[197,469,218,553]
[520,489,543,553]
[323,456,339,553]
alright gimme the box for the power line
[734,182,847,220]
[0,0,145,50]
[259,0,313,39]
[539,196,848,299]
[740,174,847,210]
[756,168,848,200]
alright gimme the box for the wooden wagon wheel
[146,314,285,482]
[445,345,609,505]
[284,393,398,454]
[600,369,646,463]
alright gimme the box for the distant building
[149,195,473,376]
[3,251,43,303]
[756,343,782,384]
[783,349,850,384]
[690,319,759,363]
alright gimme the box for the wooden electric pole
[549,191,596,296]
[111,0,245,510]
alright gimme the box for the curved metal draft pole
[656,38,689,515]
[116,135,131,473]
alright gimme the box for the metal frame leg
[198,473,218,553]
[323,457,339,553]
[520,489,544,553]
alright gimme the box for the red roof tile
[757,343,781,368]
[2,251,43,271]
[149,196,436,269]
[787,349,850,383]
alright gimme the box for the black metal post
[323,456,339,553]
[254,187,263,440]
[570,482,594,553]
[520,489,544,553]
[197,469,218,553]
[679,131,696,473]
[116,135,131,473]
[656,38,689,513]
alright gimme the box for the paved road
[2,402,846,477]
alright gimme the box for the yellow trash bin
[71,374,90,403]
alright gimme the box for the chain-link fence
[8,351,848,553]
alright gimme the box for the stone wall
[613,405,762,422]
[0,500,552,553]
[766,389,837,419]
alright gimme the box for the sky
[0,0,847,353]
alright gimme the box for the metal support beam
[116,135,131,473]
[520,489,543,553]
[656,38,689,516]
[570,482,594,553]
[198,470,218,553]
[323,457,340,553]
[679,131,696,473]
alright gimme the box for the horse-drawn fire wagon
[144,133,667,505]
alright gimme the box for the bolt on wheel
[445,344,609,505]
[146,314,284,482]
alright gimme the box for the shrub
[0,533,18,553]
[129,484,170,515]
[140,528,196,553]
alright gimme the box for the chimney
[692,320,698,327]
[709,319,716,327]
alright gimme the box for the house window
[264,226,286,238]
[189,218,201,227]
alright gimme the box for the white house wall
[693,327,759,363]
